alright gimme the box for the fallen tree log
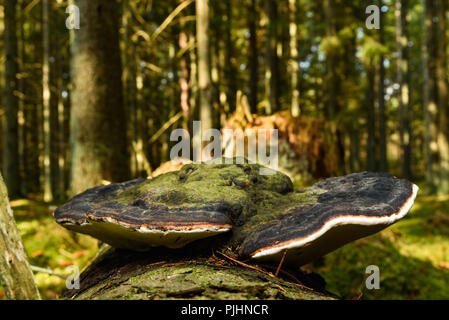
[62,243,336,300]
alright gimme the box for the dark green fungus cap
[54,159,418,265]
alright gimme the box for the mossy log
[63,243,336,300]
[55,160,416,300]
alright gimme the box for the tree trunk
[2,0,21,199]
[42,0,53,202]
[189,29,198,126]
[17,0,25,196]
[225,0,237,113]
[196,0,214,134]
[264,0,279,115]
[378,0,388,172]
[20,2,41,195]
[323,0,338,120]
[436,0,449,194]
[248,0,259,114]
[424,0,438,193]
[366,63,376,171]
[123,0,139,178]
[289,0,300,117]
[179,3,190,130]
[396,0,412,179]
[61,246,335,300]
[0,172,40,299]
[70,0,130,195]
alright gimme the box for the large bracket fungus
[54,159,418,266]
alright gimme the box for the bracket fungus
[54,159,418,266]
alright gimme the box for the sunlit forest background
[1,0,449,299]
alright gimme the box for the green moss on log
[64,246,336,300]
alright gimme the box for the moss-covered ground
[1,183,448,299]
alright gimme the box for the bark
[62,246,335,300]
[0,172,40,299]
[2,0,21,199]
[70,0,130,195]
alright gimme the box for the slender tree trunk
[2,0,21,199]
[350,126,360,172]
[42,0,53,201]
[422,0,432,190]
[225,0,236,113]
[20,4,41,195]
[424,0,439,193]
[57,73,66,199]
[436,0,449,194]
[248,0,259,114]
[396,0,412,179]
[17,0,25,196]
[264,0,279,115]
[0,172,40,300]
[70,0,130,195]
[123,0,138,177]
[189,30,198,126]
[323,0,338,120]
[289,0,300,117]
[378,0,388,172]
[195,0,214,161]
[179,3,190,130]
[42,0,61,201]
[196,0,213,131]
[366,63,376,171]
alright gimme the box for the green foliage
[360,37,388,65]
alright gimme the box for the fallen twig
[215,251,274,278]
[30,265,67,280]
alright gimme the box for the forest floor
[1,188,448,299]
